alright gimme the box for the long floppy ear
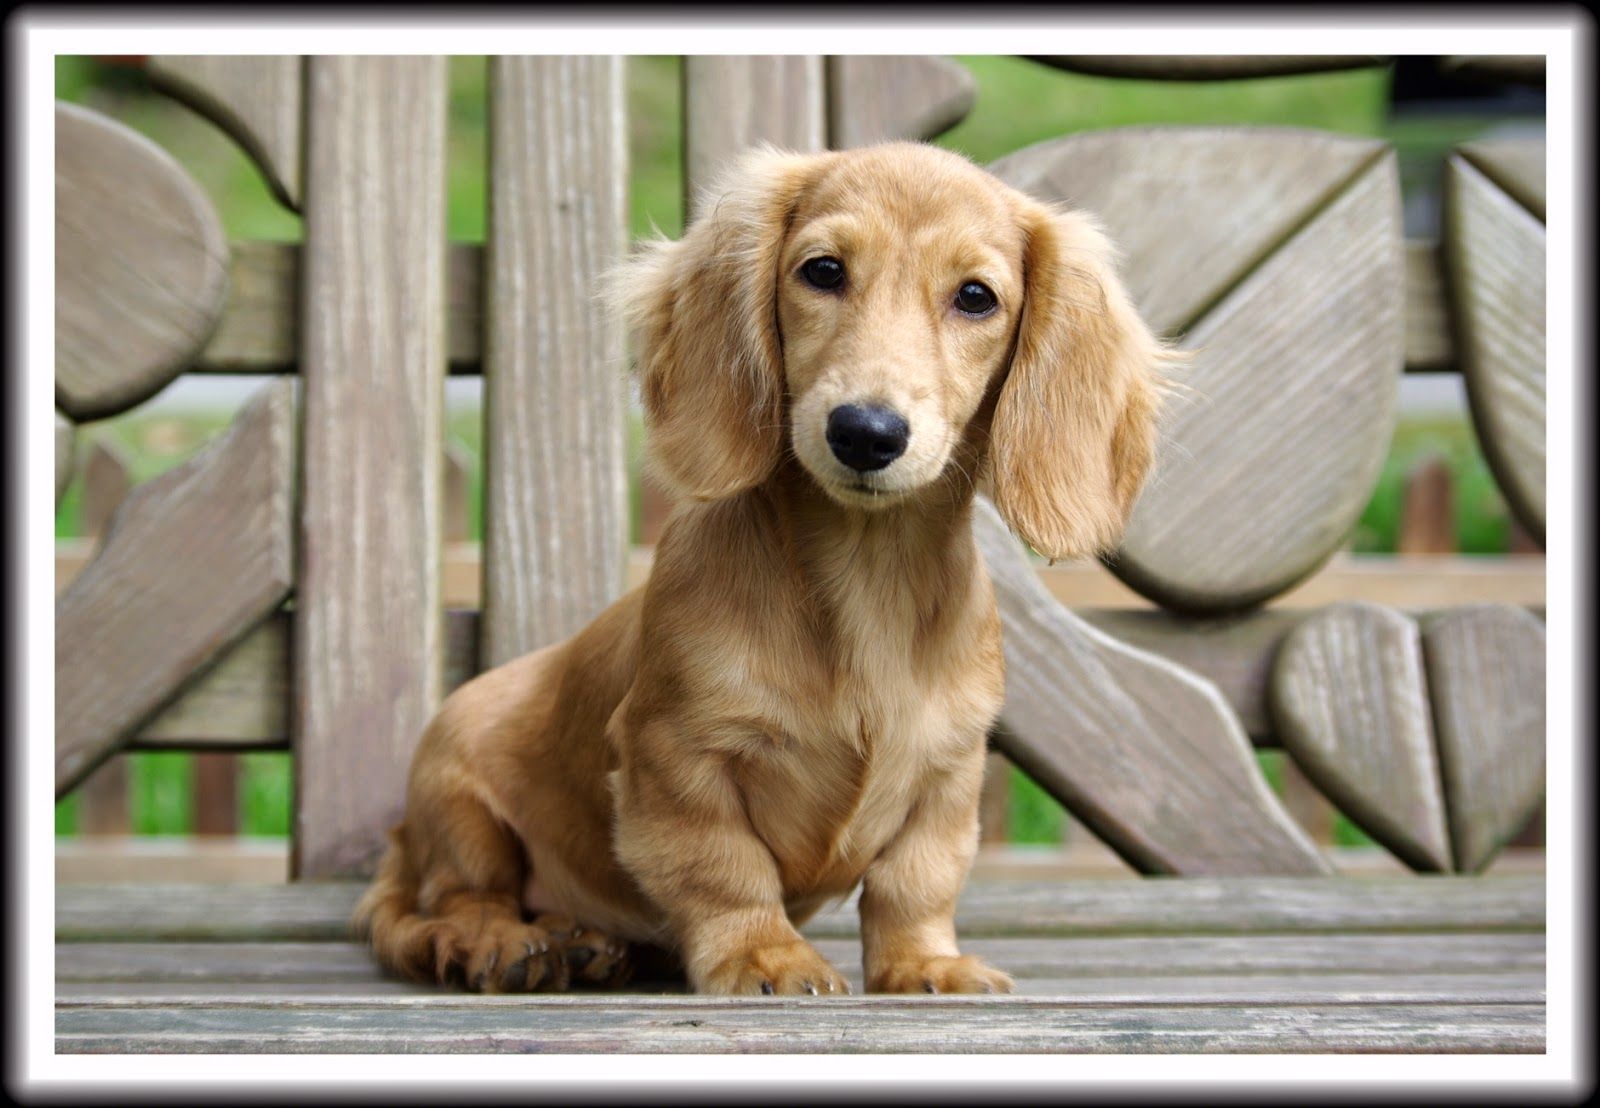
[989,200,1178,561]
[610,146,828,500]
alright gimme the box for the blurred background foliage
[54,55,1529,845]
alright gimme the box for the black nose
[826,404,910,473]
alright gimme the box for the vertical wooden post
[1398,454,1457,555]
[193,753,238,836]
[294,57,447,878]
[74,437,135,835]
[683,57,825,214]
[481,57,628,665]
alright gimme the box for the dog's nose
[826,404,909,472]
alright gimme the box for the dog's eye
[800,256,846,290]
[954,282,997,316]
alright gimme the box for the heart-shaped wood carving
[1271,602,1451,872]
[1271,601,1545,873]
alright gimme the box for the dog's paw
[698,938,851,996]
[532,913,635,988]
[867,954,1013,995]
[435,918,570,994]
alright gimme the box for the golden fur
[355,141,1174,996]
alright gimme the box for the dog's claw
[760,980,774,995]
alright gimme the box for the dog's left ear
[611,147,829,501]
[989,200,1177,561]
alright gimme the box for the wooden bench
[54,54,1547,1053]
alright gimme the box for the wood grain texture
[1270,602,1452,872]
[146,55,304,210]
[191,235,1456,374]
[826,55,976,147]
[1422,605,1546,874]
[55,414,74,506]
[54,1000,1544,1054]
[55,102,229,420]
[1028,56,1388,80]
[79,436,132,538]
[1405,240,1454,371]
[55,380,295,796]
[481,56,628,665]
[294,57,447,879]
[1460,139,1545,222]
[103,601,1539,753]
[976,498,1329,875]
[1444,155,1546,543]
[683,55,824,212]
[197,241,482,374]
[1113,153,1404,613]
[56,932,1545,986]
[55,875,1543,943]
[990,128,1388,336]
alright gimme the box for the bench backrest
[54,54,1546,879]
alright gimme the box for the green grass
[53,56,1531,845]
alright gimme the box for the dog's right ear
[610,146,829,501]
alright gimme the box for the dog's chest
[740,641,996,897]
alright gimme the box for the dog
[355,141,1173,996]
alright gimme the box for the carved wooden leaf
[1422,605,1546,873]
[1459,138,1545,222]
[1444,153,1546,542]
[828,56,976,147]
[55,102,229,420]
[990,128,1389,335]
[1270,602,1452,872]
[55,379,296,795]
[975,498,1329,876]
[1113,151,1405,612]
[147,56,304,210]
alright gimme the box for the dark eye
[954,281,997,315]
[801,256,845,290]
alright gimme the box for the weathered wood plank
[55,999,1544,1053]
[55,102,229,420]
[294,57,447,879]
[1112,153,1404,612]
[1422,606,1547,873]
[55,933,1545,985]
[88,597,1539,753]
[78,436,132,538]
[1459,139,1545,223]
[1270,603,1452,872]
[481,56,628,664]
[1028,56,1388,80]
[989,128,1388,335]
[146,56,304,210]
[54,413,74,506]
[54,876,1545,943]
[56,971,1545,1006]
[977,499,1328,875]
[1444,155,1546,543]
[683,56,825,214]
[55,380,295,795]
[1405,240,1454,371]
[827,56,976,147]
[188,237,1458,374]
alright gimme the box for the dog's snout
[826,405,910,473]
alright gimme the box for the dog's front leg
[859,742,1015,994]
[612,726,850,996]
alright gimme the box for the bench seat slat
[56,933,1545,984]
[55,877,1546,942]
[55,1000,1546,1054]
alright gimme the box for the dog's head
[614,142,1173,560]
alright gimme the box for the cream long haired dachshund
[356,141,1172,996]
